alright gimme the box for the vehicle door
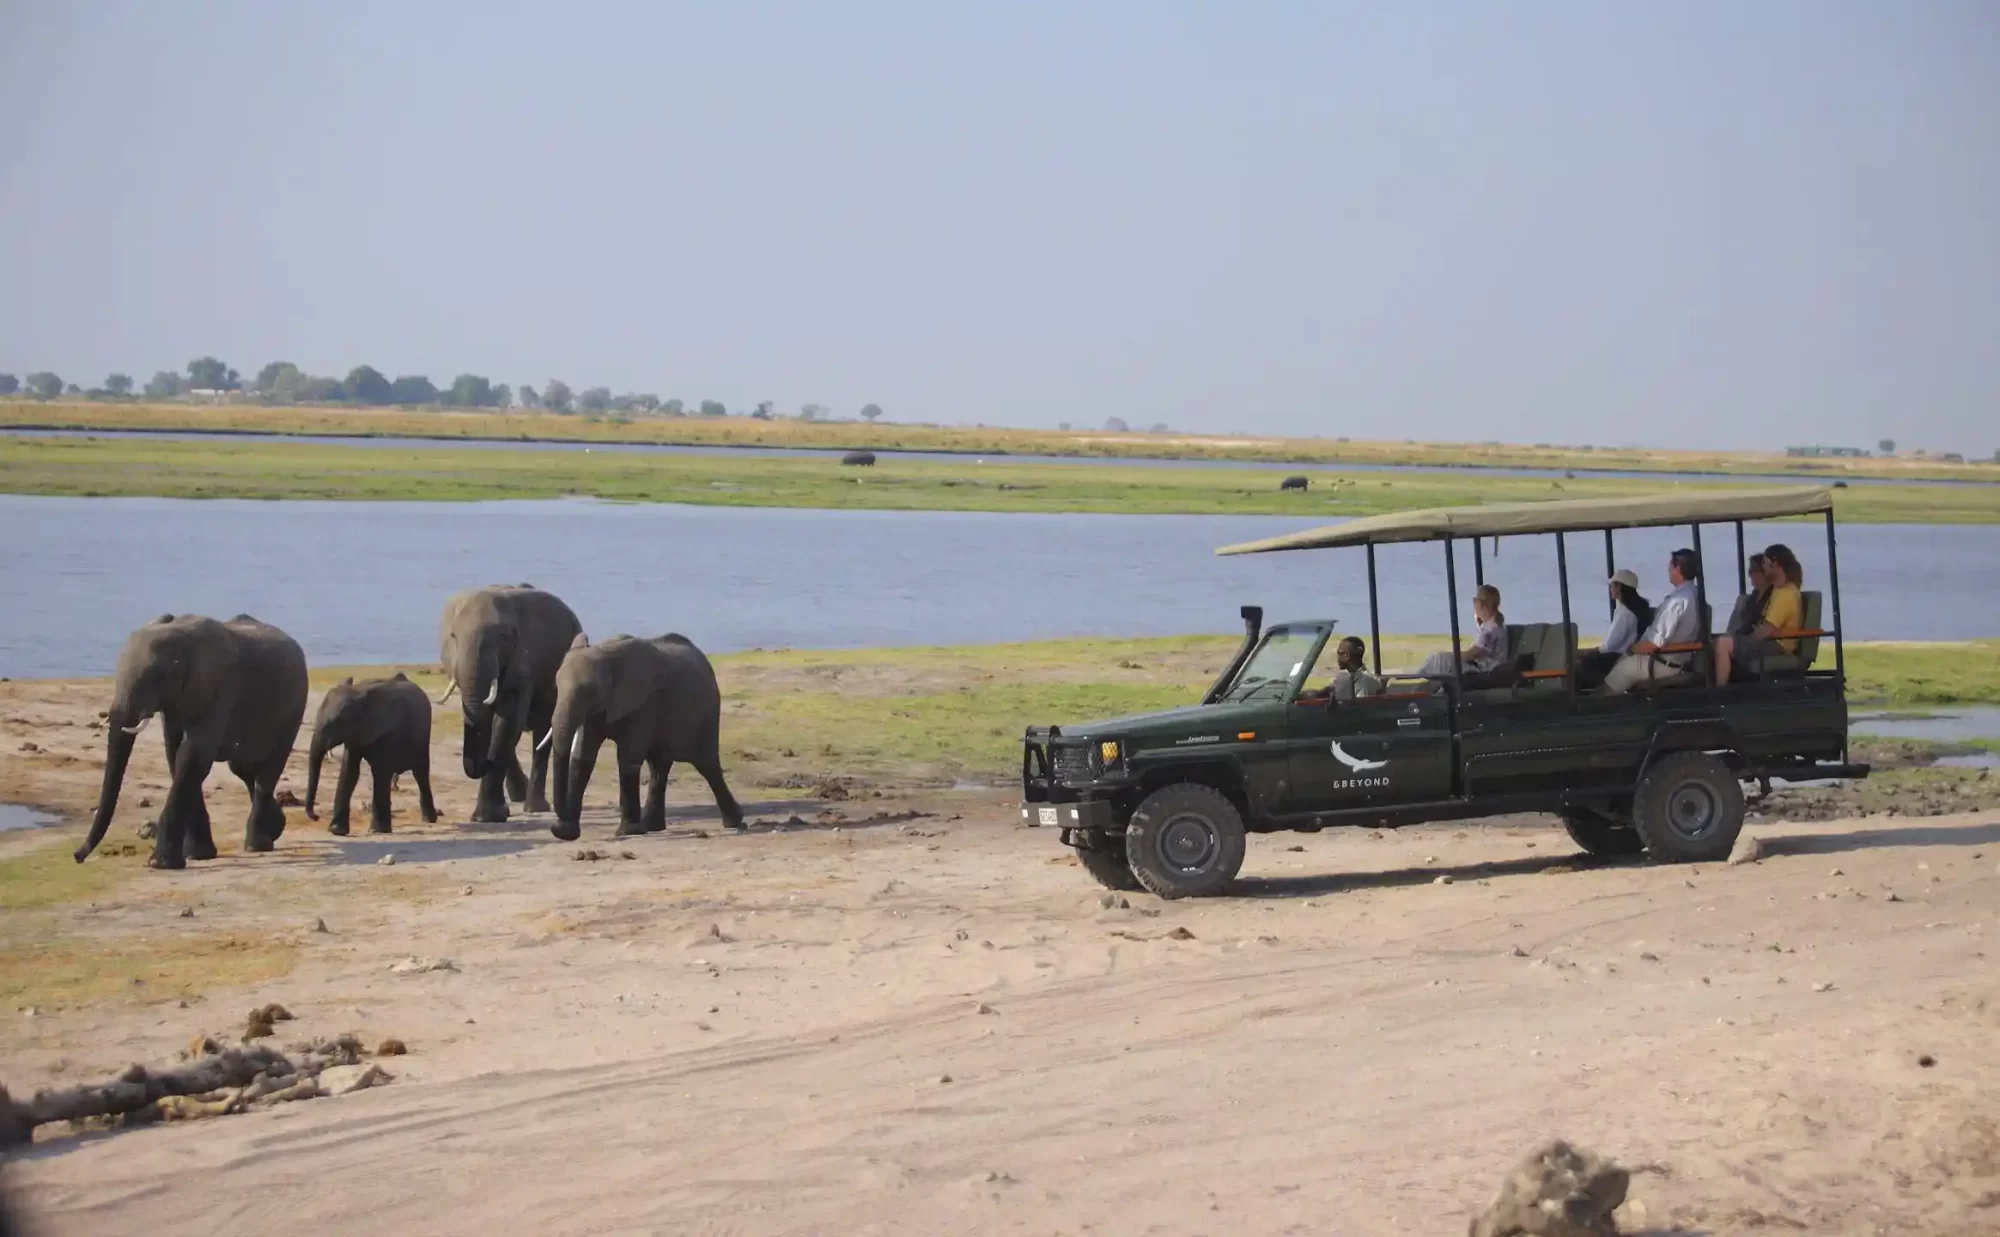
[1281,687,1455,813]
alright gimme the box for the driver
[1302,636,1384,702]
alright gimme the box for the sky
[1,1,1995,452]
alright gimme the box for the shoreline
[6,434,2000,522]
[5,400,1994,485]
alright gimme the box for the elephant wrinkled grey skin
[304,673,439,836]
[438,585,582,823]
[77,614,309,870]
[546,632,745,841]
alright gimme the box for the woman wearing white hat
[1576,568,1654,688]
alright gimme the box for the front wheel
[1631,752,1745,863]
[1072,833,1142,892]
[1125,784,1246,900]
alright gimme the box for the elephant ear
[570,633,590,651]
[603,658,660,725]
[360,691,403,748]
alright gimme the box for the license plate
[1038,807,1059,826]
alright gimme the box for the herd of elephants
[72,585,745,870]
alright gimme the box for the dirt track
[2,681,1998,1234]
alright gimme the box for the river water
[1,496,1992,679]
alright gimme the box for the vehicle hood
[1047,702,1268,747]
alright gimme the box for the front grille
[1051,745,1095,784]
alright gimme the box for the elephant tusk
[120,717,152,737]
[570,729,584,763]
[536,729,553,751]
[483,680,500,705]
[434,680,458,706]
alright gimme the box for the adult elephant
[545,633,745,841]
[437,585,582,822]
[75,614,309,870]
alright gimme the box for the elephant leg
[472,765,510,824]
[238,758,281,854]
[614,755,645,837]
[368,757,394,834]
[413,750,440,824]
[329,747,362,836]
[164,720,219,859]
[525,720,555,815]
[503,749,530,805]
[643,758,670,833]
[693,756,746,832]
[152,741,216,870]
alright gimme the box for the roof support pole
[1691,522,1709,679]
[1735,520,1747,593]
[1444,537,1463,694]
[1604,528,1616,618]
[1557,531,1575,699]
[1366,542,1383,677]
[1473,537,1484,587]
[1826,508,1846,763]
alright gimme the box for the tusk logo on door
[1329,742,1388,772]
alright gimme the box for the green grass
[1839,641,2000,706]
[8,399,1998,482]
[0,834,134,912]
[5,434,1998,522]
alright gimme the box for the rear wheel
[1558,806,1644,857]
[1125,783,1246,900]
[1072,832,1142,891]
[1632,752,1745,863]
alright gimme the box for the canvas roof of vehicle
[1213,486,1835,555]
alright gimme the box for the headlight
[1099,740,1122,764]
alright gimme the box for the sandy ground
[1,680,1997,1235]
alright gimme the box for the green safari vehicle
[1021,488,1867,898]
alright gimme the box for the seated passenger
[1723,554,1771,637]
[1416,585,1508,678]
[1298,636,1384,702]
[1576,569,1653,689]
[1601,550,1702,694]
[1714,543,1803,685]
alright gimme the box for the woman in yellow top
[1714,543,1803,684]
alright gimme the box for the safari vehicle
[1021,488,1867,898]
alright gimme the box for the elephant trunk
[304,730,330,821]
[550,714,578,827]
[76,724,138,863]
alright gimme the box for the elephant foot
[526,793,552,815]
[550,820,581,842]
[722,814,748,832]
[244,836,276,854]
[470,801,510,825]
[370,823,393,835]
[644,818,666,834]
[187,840,219,862]
[327,820,350,837]
[147,853,187,871]
[421,810,440,824]
[614,821,647,838]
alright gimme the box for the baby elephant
[545,633,744,840]
[305,674,439,835]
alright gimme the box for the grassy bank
[5,433,1998,522]
[6,399,1996,483]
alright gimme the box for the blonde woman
[1417,584,1509,677]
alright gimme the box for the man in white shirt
[1602,550,1703,694]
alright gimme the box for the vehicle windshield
[1219,628,1327,703]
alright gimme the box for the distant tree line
[0,358,885,422]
